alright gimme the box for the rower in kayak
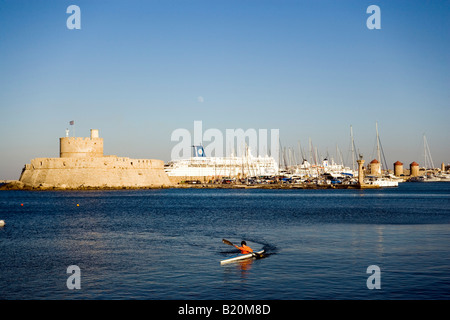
[220,239,265,264]
[234,241,253,255]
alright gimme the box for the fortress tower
[60,129,103,158]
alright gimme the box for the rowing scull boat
[220,250,265,265]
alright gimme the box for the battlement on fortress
[63,137,98,141]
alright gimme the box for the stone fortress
[18,129,172,189]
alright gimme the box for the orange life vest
[236,244,253,254]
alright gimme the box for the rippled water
[0,183,449,299]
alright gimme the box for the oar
[222,239,263,258]
[222,238,235,247]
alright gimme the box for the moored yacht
[365,176,399,187]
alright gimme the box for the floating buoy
[21,203,24,206]
[76,204,79,207]
[0,220,5,227]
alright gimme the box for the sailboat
[420,135,441,182]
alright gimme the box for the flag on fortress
[69,120,74,125]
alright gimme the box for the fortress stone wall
[19,129,172,189]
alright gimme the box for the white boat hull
[365,177,398,187]
[370,180,398,187]
[220,250,265,265]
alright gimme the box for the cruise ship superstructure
[165,146,279,180]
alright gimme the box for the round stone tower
[394,161,403,176]
[60,129,103,158]
[369,159,381,176]
[410,161,420,177]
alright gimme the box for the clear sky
[1,0,449,179]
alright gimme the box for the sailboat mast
[423,134,427,169]
[350,126,356,172]
[309,137,313,165]
[423,134,435,169]
[376,122,382,171]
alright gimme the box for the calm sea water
[0,183,449,300]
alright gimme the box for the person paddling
[234,241,253,255]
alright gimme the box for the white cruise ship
[165,146,279,179]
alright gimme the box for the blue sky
[0,0,449,179]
